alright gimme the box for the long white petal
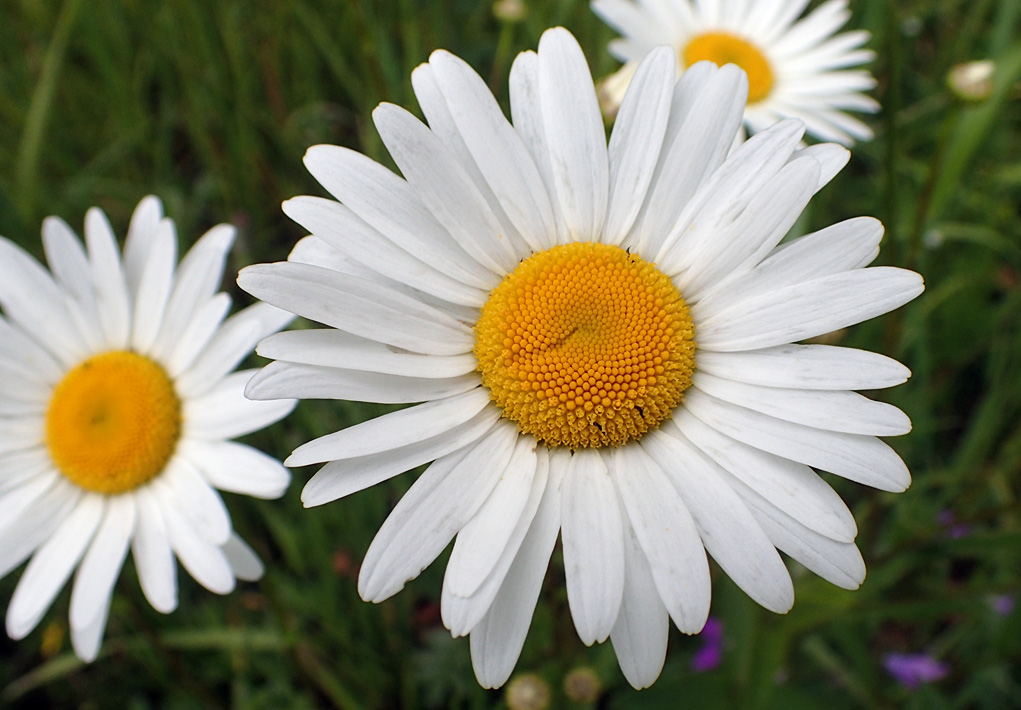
[132,487,178,613]
[610,520,670,690]
[611,444,710,632]
[642,428,795,614]
[684,388,911,491]
[182,440,290,500]
[238,262,472,356]
[695,343,911,390]
[470,454,565,689]
[358,422,518,602]
[442,449,549,637]
[561,449,625,645]
[6,495,105,639]
[445,436,538,598]
[300,407,501,506]
[538,28,609,241]
[70,495,136,630]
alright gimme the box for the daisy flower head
[591,0,880,145]
[0,197,295,661]
[239,28,922,689]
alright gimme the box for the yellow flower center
[474,242,695,449]
[46,351,182,494]
[683,31,775,104]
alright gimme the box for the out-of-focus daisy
[591,0,879,144]
[239,28,922,689]
[0,197,294,661]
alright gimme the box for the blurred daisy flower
[591,0,879,144]
[240,28,921,689]
[0,197,294,661]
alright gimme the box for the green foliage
[1,0,1020,708]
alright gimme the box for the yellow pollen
[46,351,182,494]
[683,31,775,104]
[474,242,695,449]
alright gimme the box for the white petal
[373,102,519,274]
[84,207,131,348]
[603,46,675,243]
[70,495,136,630]
[245,361,479,405]
[0,313,64,384]
[684,389,911,492]
[300,406,501,507]
[693,216,884,316]
[635,64,749,258]
[537,28,609,241]
[696,268,924,352]
[654,118,804,266]
[561,449,625,645]
[176,302,294,399]
[6,495,105,640]
[302,144,497,291]
[256,329,477,380]
[642,428,795,614]
[0,482,80,579]
[41,216,103,342]
[675,409,857,542]
[675,157,821,300]
[428,50,557,253]
[282,195,486,307]
[149,224,235,362]
[0,237,87,365]
[237,262,472,356]
[130,219,177,353]
[122,196,165,291]
[182,439,290,500]
[470,454,565,689]
[131,487,178,613]
[222,534,265,582]
[610,520,670,690]
[164,292,231,377]
[185,369,296,439]
[160,491,235,595]
[442,449,549,637]
[358,422,518,602]
[611,444,710,632]
[288,388,491,466]
[692,371,911,436]
[695,343,912,390]
[507,50,566,245]
[729,476,865,590]
[445,436,538,597]
[71,600,110,663]
[158,457,232,545]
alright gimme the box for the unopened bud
[493,0,526,23]
[505,673,551,710]
[947,60,994,102]
[563,666,602,703]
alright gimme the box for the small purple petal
[883,652,950,689]
[691,618,724,672]
[991,594,1016,617]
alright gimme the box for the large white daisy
[0,197,294,661]
[591,0,879,144]
[239,28,922,689]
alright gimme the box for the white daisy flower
[591,0,880,144]
[239,28,922,689]
[0,197,295,662]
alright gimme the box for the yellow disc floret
[474,242,695,449]
[46,350,182,494]
[683,31,775,104]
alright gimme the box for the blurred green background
[1,0,1020,708]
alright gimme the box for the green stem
[14,0,86,222]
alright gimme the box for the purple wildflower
[936,509,972,539]
[883,652,950,689]
[991,594,1016,617]
[691,618,724,672]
